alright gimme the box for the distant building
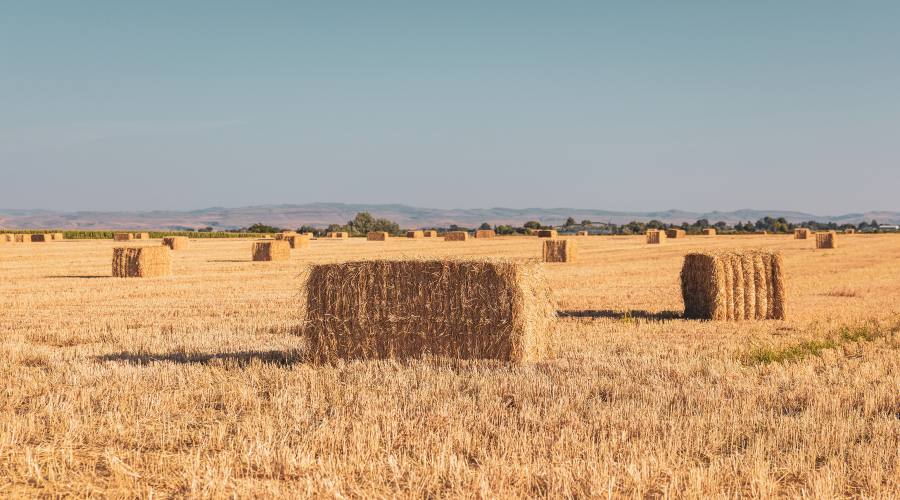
[878,224,899,232]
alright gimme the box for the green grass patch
[745,320,899,365]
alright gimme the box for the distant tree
[326,223,346,233]
[646,220,663,229]
[564,217,576,227]
[695,219,709,228]
[495,225,517,235]
[246,223,282,233]
[581,220,592,227]
[296,225,318,235]
[479,222,492,230]
[523,221,542,230]
[346,212,400,236]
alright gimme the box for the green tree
[523,221,542,230]
[479,222,492,230]
[564,217,576,227]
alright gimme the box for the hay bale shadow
[95,349,308,366]
[557,309,683,321]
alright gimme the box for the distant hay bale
[576,231,588,236]
[113,233,133,241]
[162,236,189,250]
[475,229,496,239]
[543,239,576,263]
[702,228,717,236]
[252,240,291,261]
[112,246,172,278]
[816,231,837,249]
[302,259,557,363]
[681,250,786,321]
[406,230,424,239]
[327,232,349,239]
[275,231,298,241]
[13,234,31,244]
[536,229,558,238]
[367,231,389,241]
[844,228,855,234]
[646,230,666,244]
[3,234,13,242]
[422,230,438,238]
[444,231,469,241]
[665,228,686,238]
[285,235,310,249]
[133,232,151,240]
[49,232,64,240]
[794,228,810,239]
[30,234,49,242]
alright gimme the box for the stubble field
[0,235,897,498]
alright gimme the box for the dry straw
[475,229,496,239]
[681,250,786,321]
[275,231,298,241]
[666,228,686,239]
[816,231,837,249]
[367,231,389,241]
[13,234,31,244]
[112,247,171,278]
[543,239,576,263]
[844,228,855,234]
[51,232,64,240]
[3,234,13,242]
[646,230,666,244]
[162,236,189,250]
[133,233,151,240]
[576,231,588,236]
[794,228,810,240]
[536,229,558,238]
[702,228,717,236]
[302,259,557,363]
[327,232,349,239]
[406,230,424,239]
[422,230,438,238]
[444,231,469,242]
[30,234,49,242]
[252,240,291,261]
[113,233,133,241]
[285,235,310,249]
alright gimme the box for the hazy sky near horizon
[1,2,898,214]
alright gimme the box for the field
[0,235,898,497]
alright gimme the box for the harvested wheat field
[0,234,898,497]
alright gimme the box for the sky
[1,1,898,214]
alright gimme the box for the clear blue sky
[2,2,898,214]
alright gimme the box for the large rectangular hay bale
[112,246,172,278]
[543,239,576,263]
[816,231,837,249]
[475,229,496,239]
[665,228,686,238]
[275,231,298,241]
[444,231,469,241]
[133,232,151,240]
[422,230,438,238]
[843,228,855,234]
[327,232,349,239]
[303,259,557,362]
[285,235,310,249]
[681,250,786,320]
[794,228,810,239]
[646,230,666,244]
[113,233,134,241]
[30,234,49,242]
[252,240,291,261]
[367,231,389,241]
[3,234,13,242]
[576,230,588,236]
[162,236,190,250]
[536,229,558,238]
[13,234,31,243]
[702,228,717,236]
[406,230,424,239]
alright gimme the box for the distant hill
[0,203,897,230]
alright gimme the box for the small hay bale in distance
[646,230,666,244]
[162,236,189,250]
[112,246,172,278]
[2,234,13,242]
[275,231,298,241]
[422,230,438,238]
[681,250,786,321]
[50,232,64,240]
[843,228,855,234]
[252,240,291,261]
[285,235,310,249]
[475,229,496,239]
[366,231,389,241]
[794,228,810,240]
[13,234,31,243]
[665,228,686,239]
[816,231,837,249]
[702,228,717,236]
[302,259,557,363]
[444,231,469,242]
[543,239,576,263]
[576,230,588,236]
[30,234,52,242]
[113,232,133,241]
[133,232,151,240]
[406,230,424,239]
[327,231,349,239]
[536,229,558,238]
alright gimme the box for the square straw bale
[543,239,576,263]
[681,250,786,320]
[252,240,291,261]
[112,246,171,278]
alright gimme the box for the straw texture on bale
[113,233,133,241]
[30,234,49,242]
[112,247,172,278]
[681,250,786,321]
[646,230,666,244]
[162,236,189,250]
[444,231,469,242]
[406,230,424,239]
[576,231,588,236]
[275,232,298,241]
[302,259,557,363]
[327,232,349,239]
[536,229,558,238]
[133,233,150,240]
[543,239,576,263]
[666,228,686,239]
[13,234,31,244]
[475,229,496,239]
[794,228,810,240]
[49,232,64,240]
[702,228,717,236]
[816,231,837,249]
[367,231,389,241]
[285,235,309,249]
[3,234,12,242]
[252,240,291,261]
[422,230,438,238]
